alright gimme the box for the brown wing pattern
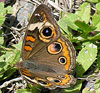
[17,4,76,89]
[22,4,61,60]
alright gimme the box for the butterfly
[16,4,76,90]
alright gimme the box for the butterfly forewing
[22,4,61,60]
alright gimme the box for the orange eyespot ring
[48,42,62,54]
[40,27,53,39]
[58,56,67,64]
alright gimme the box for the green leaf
[94,78,100,92]
[59,23,73,38]
[82,87,90,93]
[0,36,4,45]
[97,52,100,69]
[10,50,21,65]
[16,89,31,93]
[63,80,82,93]
[96,89,100,93]
[94,78,100,89]
[12,41,22,50]
[0,89,2,93]
[1,67,16,80]
[92,13,100,27]
[0,2,12,26]
[0,3,12,14]
[82,87,95,93]
[94,23,100,31]
[76,42,97,76]
[0,16,5,26]
[96,3,100,14]
[58,13,81,31]
[92,4,100,31]
[88,33,100,40]
[28,83,41,93]
[0,49,21,80]
[87,0,100,3]
[75,20,95,33]
[75,2,90,24]
[0,62,6,71]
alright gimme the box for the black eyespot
[38,80,47,85]
[48,42,62,54]
[54,79,61,83]
[60,58,65,63]
[54,43,61,51]
[59,57,67,64]
[42,27,52,37]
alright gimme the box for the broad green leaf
[1,68,16,80]
[10,50,21,65]
[0,3,12,14]
[28,83,41,93]
[92,4,100,31]
[96,3,100,14]
[0,2,12,26]
[76,2,90,24]
[82,87,90,93]
[0,30,3,34]
[0,62,6,71]
[16,89,31,93]
[12,41,22,50]
[0,36,4,45]
[0,16,5,26]
[97,52,100,69]
[95,19,100,31]
[0,89,2,93]
[82,87,95,93]
[75,20,95,33]
[76,42,97,76]
[94,78,100,89]
[88,33,100,40]
[59,24,73,38]
[93,78,100,93]
[87,0,100,3]
[63,80,82,93]
[96,89,100,93]
[92,14,100,26]
[0,50,21,79]
[0,51,14,74]
[58,13,81,31]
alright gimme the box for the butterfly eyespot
[59,76,66,79]
[58,56,67,64]
[42,27,52,37]
[48,42,62,54]
[53,79,61,83]
[47,77,61,83]
[37,80,47,85]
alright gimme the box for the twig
[77,73,100,82]
[0,77,23,89]
[48,0,63,11]
[30,0,41,5]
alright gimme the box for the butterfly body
[17,4,76,89]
